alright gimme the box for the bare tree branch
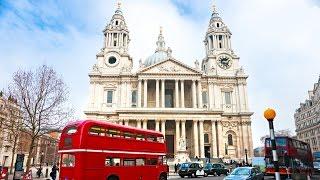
[8,65,73,172]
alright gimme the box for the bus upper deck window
[157,137,164,143]
[107,129,121,138]
[124,132,135,139]
[136,134,144,140]
[66,127,77,135]
[89,126,107,136]
[147,136,157,142]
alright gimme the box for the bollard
[45,168,48,177]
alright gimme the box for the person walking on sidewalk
[50,164,59,180]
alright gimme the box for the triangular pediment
[139,58,201,75]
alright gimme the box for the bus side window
[108,129,121,138]
[136,134,144,140]
[124,132,135,139]
[157,136,164,143]
[147,136,157,142]
[147,158,157,165]
[89,126,106,136]
[105,158,121,166]
[123,159,135,166]
[136,158,145,166]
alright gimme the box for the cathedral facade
[84,3,253,161]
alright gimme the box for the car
[204,163,229,176]
[314,161,320,174]
[224,167,264,180]
[178,162,208,178]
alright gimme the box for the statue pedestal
[174,150,191,163]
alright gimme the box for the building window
[202,91,208,105]
[224,92,231,105]
[228,134,233,146]
[105,90,113,104]
[204,134,209,143]
[132,90,137,104]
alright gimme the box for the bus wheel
[107,175,119,180]
[159,174,167,180]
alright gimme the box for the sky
[0,0,320,148]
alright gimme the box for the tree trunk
[26,137,36,172]
[9,137,18,174]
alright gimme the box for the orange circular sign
[264,108,276,121]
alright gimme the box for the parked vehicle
[204,163,229,176]
[178,162,207,178]
[224,167,264,180]
[314,161,320,174]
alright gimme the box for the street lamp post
[40,151,44,168]
[244,149,248,166]
[264,108,280,180]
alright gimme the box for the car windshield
[231,168,250,175]
[181,163,189,168]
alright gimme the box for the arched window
[228,134,233,146]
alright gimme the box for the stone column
[155,119,160,132]
[244,84,249,111]
[199,119,205,158]
[118,119,123,125]
[242,121,248,157]
[136,119,141,128]
[124,119,129,126]
[238,122,243,158]
[217,121,224,157]
[156,79,160,108]
[239,83,245,111]
[211,120,217,158]
[208,83,213,109]
[192,80,197,108]
[175,80,179,108]
[138,80,142,107]
[197,80,203,108]
[161,119,166,137]
[143,79,148,108]
[161,79,165,108]
[143,119,148,129]
[193,120,199,157]
[247,121,253,157]
[180,80,185,108]
[181,119,186,139]
[175,120,180,153]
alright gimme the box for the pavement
[6,166,58,180]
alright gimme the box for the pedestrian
[50,164,59,180]
[174,163,177,173]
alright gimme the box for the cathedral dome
[144,51,168,67]
[143,27,171,67]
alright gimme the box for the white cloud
[1,0,320,148]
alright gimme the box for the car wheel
[217,173,221,176]
[179,175,184,178]
[192,172,197,178]
[204,172,208,177]
[159,174,167,180]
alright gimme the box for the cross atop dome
[211,0,219,17]
[115,1,123,15]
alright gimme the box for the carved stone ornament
[157,65,181,72]
[178,137,186,151]
[222,121,238,128]
[92,64,100,72]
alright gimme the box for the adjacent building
[85,3,253,161]
[295,76,320,153]
[0,92,60,167]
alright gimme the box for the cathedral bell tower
[202,2,242,76]
[93,2,133,75]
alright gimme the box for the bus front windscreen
[265,138,287,147]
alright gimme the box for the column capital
[193,119,198,122]
[175,79,179,82]
[199,119,204,123]
[211,119,217,123]
[161,119,166,122]
[175,119,180,123]
[180,119,186,123]
[155,118,161,122]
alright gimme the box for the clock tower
[93,2,133,75]
[201,2,241,76]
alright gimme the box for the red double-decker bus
[58,120,168,180]
[264,136,313,179]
